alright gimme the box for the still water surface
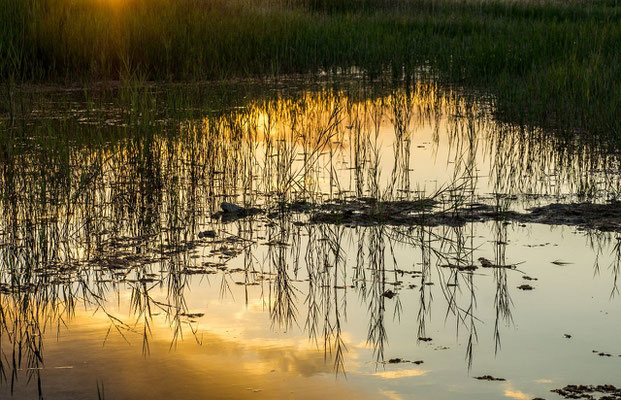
[1,78,620,399]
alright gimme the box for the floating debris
[180,313,205,318]
[382,358,424,365]
[198,230,216,239]
[552,384,621,399]
[474,375,506,381]
[517,284,534,290]
[441,264,478,272]
[221,202,245,213]
[478,257,516,269]
[382,290,396,299]
[213,202,262,221]
[235,281,259,286]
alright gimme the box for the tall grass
[0,0,620,141]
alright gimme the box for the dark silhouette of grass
[1,0,620,143]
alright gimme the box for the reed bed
[1,0,620,142]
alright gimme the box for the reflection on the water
[1,79,620,399]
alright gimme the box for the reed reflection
[0,79,620,398]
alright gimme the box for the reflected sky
[1,79,620,399]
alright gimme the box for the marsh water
[1,78,620,400]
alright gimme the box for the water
[1,78,620,399]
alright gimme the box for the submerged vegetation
[1,0,621,143]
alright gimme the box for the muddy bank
[309,200,513,227]
[309,200,621,233]
[214,199,621,234]
[521,202,621,233]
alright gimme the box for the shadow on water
[0,77,620,398]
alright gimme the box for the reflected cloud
[1,79,620,399]
[504,388,531,400]
[374,368,428,379]
[380,389,406,400]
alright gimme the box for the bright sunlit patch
[504,389,531,400]
[380,390,405,400]
[374,368,428,379]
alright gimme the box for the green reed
[1,0,620,143]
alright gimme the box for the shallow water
[1,78,620,399]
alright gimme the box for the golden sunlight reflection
[373,368,428,379]
[24,307,372,399]
[2,79,621,400]
[504,388,532,400]
[182,80,616,202]
[380,390,406,400]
